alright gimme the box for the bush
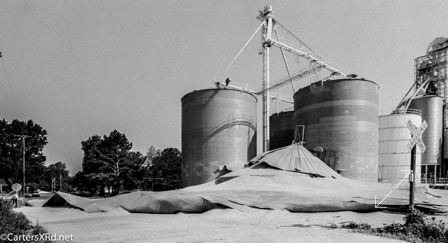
[0,199,51,242]
[0,199,31,235]
[328,223,338,229]
[404,208,425,226]
[341,221,372,230]
[399,209,447,243]
[418,218,447,242]
[338,209,448,243]
[380,223,405,235]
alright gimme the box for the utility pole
[14,135,30,197]
[51,177,55,193]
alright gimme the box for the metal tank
[408,96,442,165]
[445,128,448,179]
[378,113,422,184]
[270,111,294,150]
[408,95,443,183]
[181,88,257,187]
[293,78,379,182]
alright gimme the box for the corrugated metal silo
[444,129,448,177]
[293,78,379,182]
[444,130,448,160]
[378,113,422,184]
[181,88,257,187]
[408,96,443,165]
[270,111,294,150]
[408,95,443,183]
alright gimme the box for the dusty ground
[12,199,416,243]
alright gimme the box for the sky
[0,0,447,175]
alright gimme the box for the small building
[0,179,9,194]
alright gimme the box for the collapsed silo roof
[247,143,342,179]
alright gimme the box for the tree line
[0,119,69,193]
[0,119,181,196]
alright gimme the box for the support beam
[262,15,273,152]
[216,83,293,103]
[273,26,295,93]
[269,39,346,76]
[226,21,265,72]
[256,65,323,95]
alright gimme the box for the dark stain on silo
[270,111,294,150]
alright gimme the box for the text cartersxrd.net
[0,233,74,242]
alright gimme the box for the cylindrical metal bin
[444,127,448,178]
[181,88,257,187]
[270,111,294,150]
[444,127,448,160]
[378,113,422,184]
[293,78,379,182]
[408,95,443,165]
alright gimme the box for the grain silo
[408,95,443,182]
[378,112,422,184]
[293,78,379,182]
[181,88,257,187]
[269,111,294,150]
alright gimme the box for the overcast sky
[0,0,447,175]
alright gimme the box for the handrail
[421,178,448,184]
[380,108,422,116]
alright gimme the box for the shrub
[328,223,338,229]
[419,218,447,242]
[0,198,51,242]
[0,199,32,235]
[404,208,425,226]
[341,221,372,230]
[340,209,448,243]
[381,223,405,235]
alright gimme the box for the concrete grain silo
[181,88,257,187]
[293,78,379,182]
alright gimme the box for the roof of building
[427,36,448,53]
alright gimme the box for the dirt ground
[13,199,416,243]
